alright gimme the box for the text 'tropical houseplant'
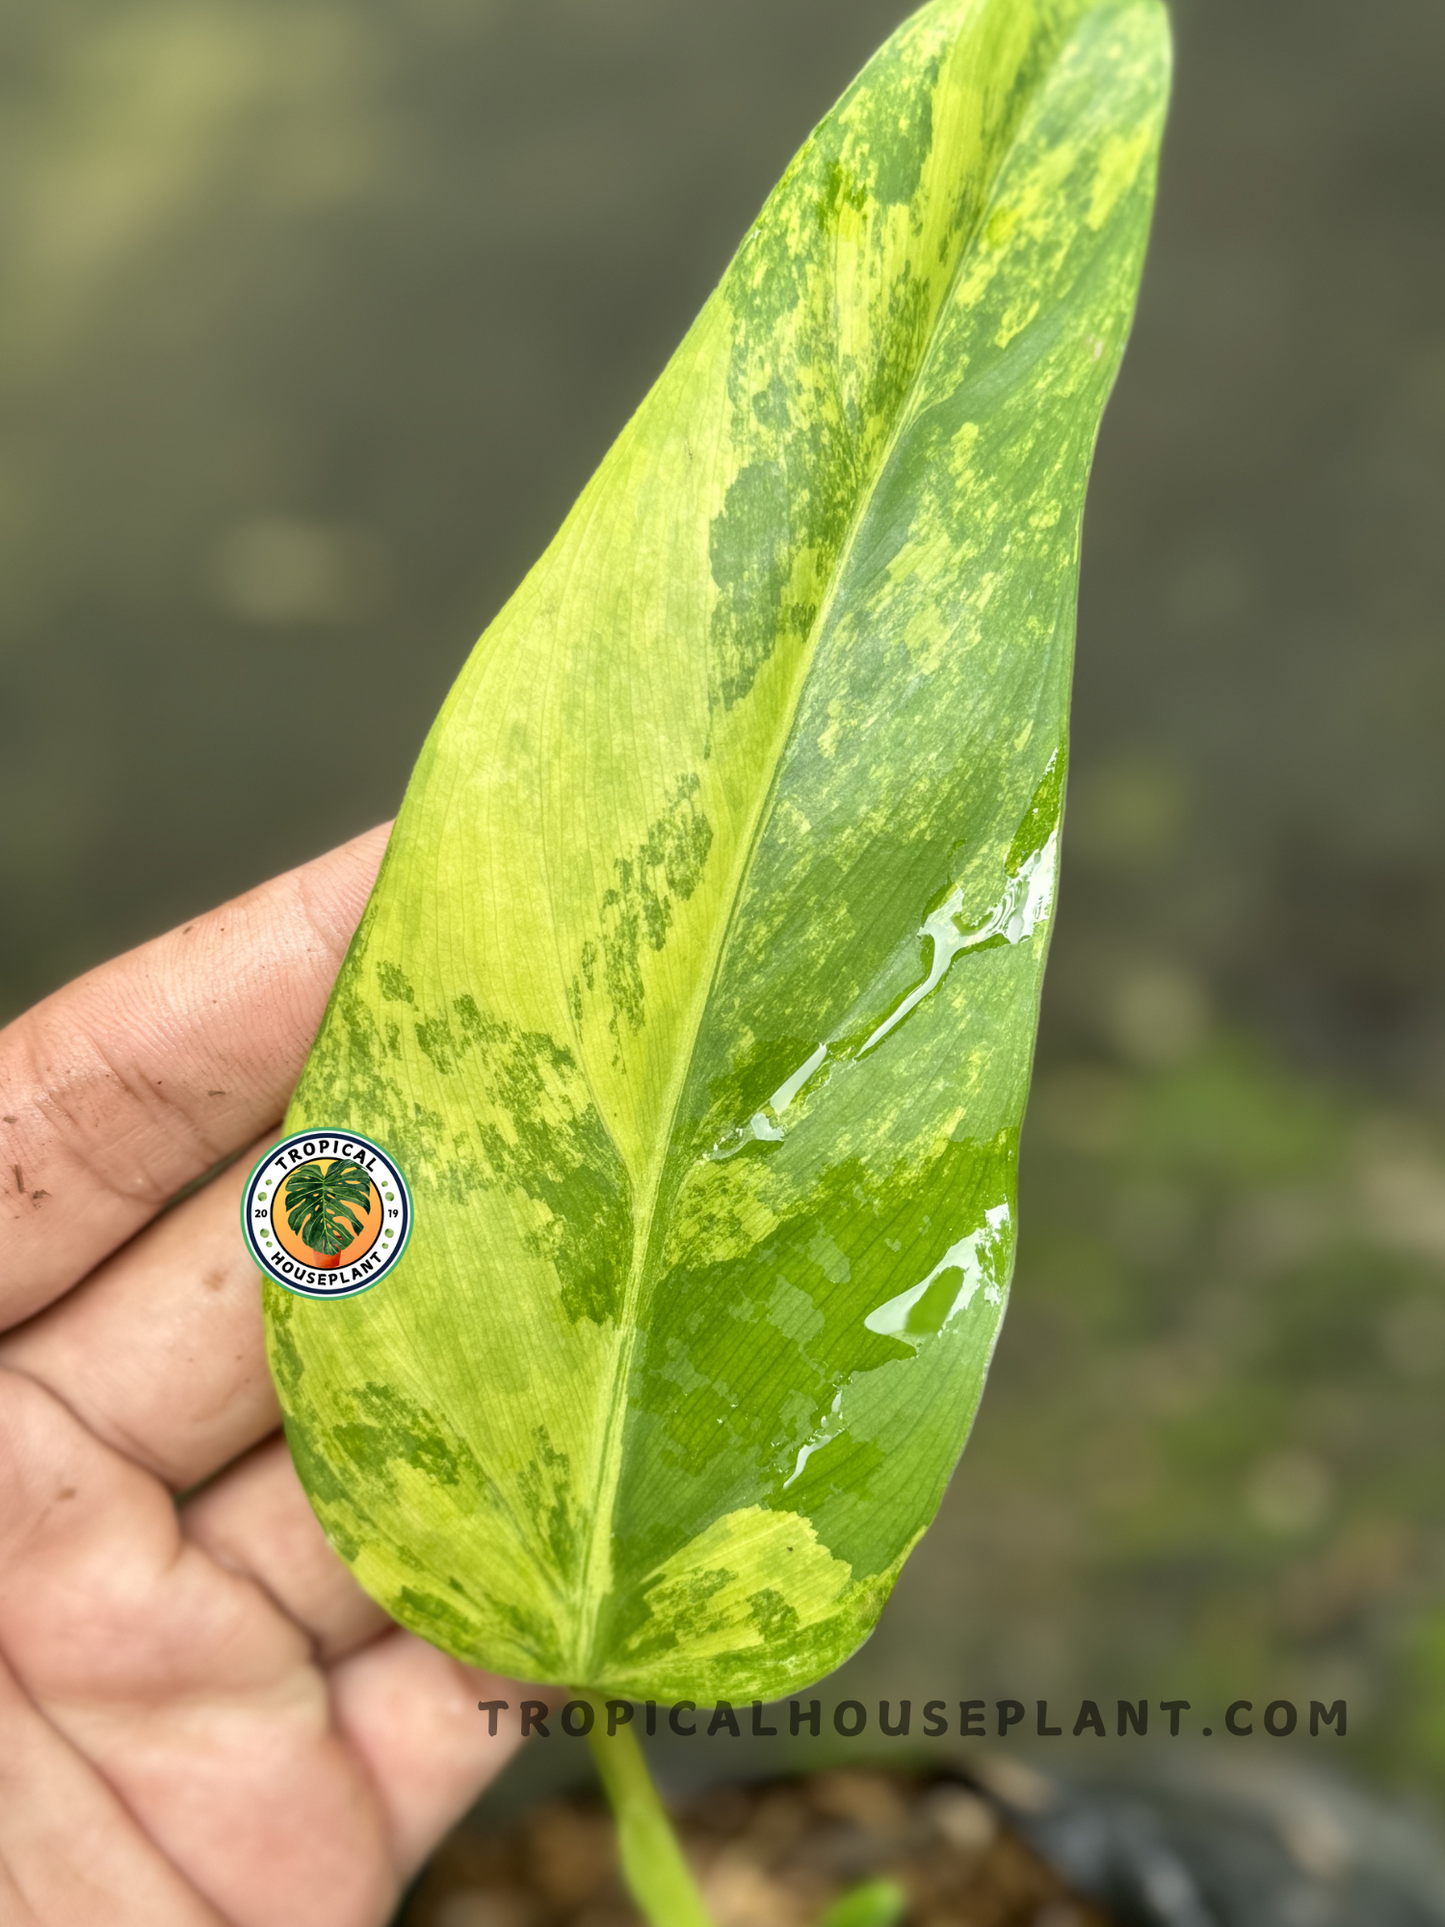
[262,1,1168,1918]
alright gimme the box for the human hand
[0,828,525,1927]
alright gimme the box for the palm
[0,829,523,1927]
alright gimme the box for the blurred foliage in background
[5,0,1445,1818]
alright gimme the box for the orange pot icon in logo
[282,1158,373,1268]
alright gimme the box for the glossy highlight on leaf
[266,0,1169,1699]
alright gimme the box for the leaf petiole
[580,1692,715,1927]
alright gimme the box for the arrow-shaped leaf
[267,0,1168,1700]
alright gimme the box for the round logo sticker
[241,1129,412,1299]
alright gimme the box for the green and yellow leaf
[266,0,1169,1699]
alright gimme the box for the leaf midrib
[570,9,1081,1677]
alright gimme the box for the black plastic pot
[994,1758,1445,1927]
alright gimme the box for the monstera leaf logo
[283,1159,373,1267]
[241,1131,412,1298]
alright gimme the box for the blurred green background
[5,0,1445,1828]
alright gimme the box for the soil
[402,1770,1113,1927]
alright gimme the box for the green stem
[579,1692,715,1927]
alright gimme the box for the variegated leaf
[267,0,1168,1699]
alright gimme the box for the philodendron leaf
[267,0,1168,1700]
